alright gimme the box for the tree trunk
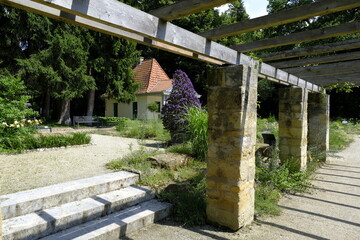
[43,88,51,120]
[57,99,71,125]
[86,89,95,116]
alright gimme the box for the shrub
[98,117,128,127]
[161,70,200,142]
[185,107,208,161]
[0,75,36,124]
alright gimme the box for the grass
[329,120,360,151]
[0,132,91,153]
[116,119,170,141]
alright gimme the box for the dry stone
[206,64,258,230]
[147,153,193,170]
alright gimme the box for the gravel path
[0,134,162,195]
[127,136,360,240]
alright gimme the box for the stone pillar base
[278,87,308,171]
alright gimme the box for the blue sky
[217,0,268,19]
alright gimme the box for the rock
[148,153,193,170]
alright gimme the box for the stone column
[308,93,330,162]
[206,64,258,230]
[278,87,308,171]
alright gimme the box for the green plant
[147,102,160,113]
[185,107,208,161]
[99,117,128,127]
[167,142,193,155]
[329,121,353,151]
[0,132,91,153]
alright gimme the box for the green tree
[0,75,35,124]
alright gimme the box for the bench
[73,116,99,127]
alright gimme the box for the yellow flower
[14,120,19,124]
[10,124,15,127]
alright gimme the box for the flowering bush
[161,70,200,142]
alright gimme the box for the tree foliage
[0,75,35,124]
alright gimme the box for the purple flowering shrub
[161,70,200,141]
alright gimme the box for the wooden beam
[200,0,360,40]
[295,68,360,78]
[272,51,360,68]
[17,0,323,92]
[259,39,360,61]
[231,21,360,52]
[29,0,240,65]
[149,0,235,21]
[0,0,225,65]
[310,79,360,86]
[259,63,323,92]
[304,72,360,81]
[285,60,360,74]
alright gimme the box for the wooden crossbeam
[285,60,360,74]
[272,51,360,68]
[4,0,323,92]
[149,0,235,21]
[231,21,360,52]
[200,0,360,40]
[259,63,323,92]
[259,39,360,61]
[304,72,360,81]
[28,0,241,65]
[310,79,360,86]
[0,0,225,65]
[295,68,360,78]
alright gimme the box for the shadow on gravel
[279,205,360,227]
[255,220,330,240]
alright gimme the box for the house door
[113,103,118,117]
[132,102,138,119]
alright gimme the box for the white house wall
[105,94,165,120]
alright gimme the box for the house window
[113,103,118,117]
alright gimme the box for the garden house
[104,58,172,120]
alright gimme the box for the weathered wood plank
[0,0,225,65]
[273,51,360,68]
[304,72,360,81]
[232,21,360,52]
[310,79,360,86]
[29,0,239,65]
[150,0,235,21]
[259,39,360,61]
[200,0,360,40]
[284,60,360,74]
[296,68,360,78]
[19,0,323,92]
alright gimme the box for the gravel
[0,133,163,195]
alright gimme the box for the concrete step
[40,200,171,240]
[2,186,155,240]
[0,172,139,220]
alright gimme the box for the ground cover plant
[0,132,91,153]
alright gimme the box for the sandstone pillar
[278,87,308,171]
[308,93,330,162]
[206,64,258,230]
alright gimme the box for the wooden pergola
[1,0,359,233]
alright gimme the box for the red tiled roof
[134,58,172,94]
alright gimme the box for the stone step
[40,200,171,240]
[2,186,155,240]
[0,172,139,220]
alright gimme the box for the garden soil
[0,130,163,195]
[127,136,360,240]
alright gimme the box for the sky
[217,0,268,19]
